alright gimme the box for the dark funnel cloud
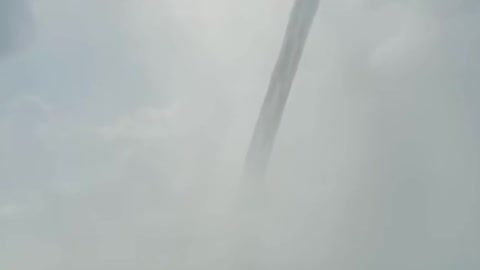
[244,0,320,179]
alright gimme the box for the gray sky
[1,0,480,269]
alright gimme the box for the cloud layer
[1,0,480,269]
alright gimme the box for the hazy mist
[1,0,480,269]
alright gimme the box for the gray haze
[1,0,480,269]
[0,0,33,56]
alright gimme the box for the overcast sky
[1,0,480,269]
